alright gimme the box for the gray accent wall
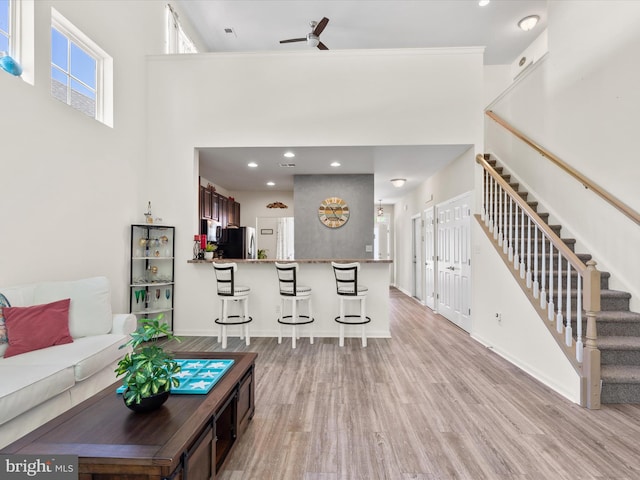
[294,174,374,259]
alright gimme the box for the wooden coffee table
[1,351,256,480]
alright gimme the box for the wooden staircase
[486,156,640,403]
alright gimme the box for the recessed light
[478,0,490,6]
[247,162,258,168]
[283,151,295,158]
[330,161,341,167]
[518,15,539,31]
[266,181,275,186]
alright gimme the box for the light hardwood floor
[168,288,640,479]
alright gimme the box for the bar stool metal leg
[309,298,314,345]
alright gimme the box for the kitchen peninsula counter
[188,258,392,340]
[188,258,392,264]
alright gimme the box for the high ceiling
[177,0,547,203]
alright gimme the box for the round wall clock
[318,197,350,228]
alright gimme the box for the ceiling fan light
[391,178,406,188]
[307,34,319,47]
[518,15,539,31]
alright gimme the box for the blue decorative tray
[116,359,234,395]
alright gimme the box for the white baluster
[519,208,526,279]
[481,169,486,222]
[484,169,489,226]
[533,226,539,298]
[497,184,503,247]
[508,196,514,262]
[513,203,520,270]
[556,249,564,333]
[493,178,498,240]
[540,234,547,309]
[576,274,583,362]
[565,263,573,347]
[503,189,508,254]
[548,243,555,321]
[489,176,494,234]
[526,216,532,288]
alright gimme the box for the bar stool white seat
[213,262,252,349]
[275,262,314,348]
[331,261,371,347]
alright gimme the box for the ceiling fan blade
[280,38,306,44]
[317,42,329,50]
[313,17,329,36]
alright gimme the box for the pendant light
[377,200,384,217]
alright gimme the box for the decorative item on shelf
[193,234,201,260]
[204,243,217,260]
[266,201,289,209]
[206,183,216,192]
[257,249,268,259]
[144,202,153,224]
[115,314,181,412]
[0,52,23,76]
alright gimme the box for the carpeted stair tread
[601,365,640,384]
[596,311,640,322]
[598,336,640,350]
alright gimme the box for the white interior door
[436,193,472,332]
[412,215,423,301]
[424,207,436,310]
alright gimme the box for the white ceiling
[179,0,547,203]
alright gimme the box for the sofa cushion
[0,293,10,357]
[3,299,74,358]
[0,334,129,382]
[0,364,75,426]
[33,277,113,338]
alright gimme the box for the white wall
[471,221,581,403]
[145,47,484,335]
[487,0,640,310]
[0,0,164,312]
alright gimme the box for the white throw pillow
[33,277,113,338]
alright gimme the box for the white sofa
[0,276,136,448]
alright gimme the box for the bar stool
[275,262,314,348]
[332,261,371,347]
[212,262,252,349]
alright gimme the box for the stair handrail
[477,153,601,408]
[476,154,587,274]
[486,110,640,226]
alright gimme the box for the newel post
[582,260,601,409]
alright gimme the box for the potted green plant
[204,242,217,260]
[257,249,268,259]
[115,314,181,412]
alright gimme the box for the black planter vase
[124,388,170,413]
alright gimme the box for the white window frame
[3,0,35,85]
[165,4,197,54]
[51,8,113,127]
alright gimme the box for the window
[166,4,197,54]
[0,0,10,53]
[50,8,113,127]
[0,0,34,85]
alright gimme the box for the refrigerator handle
[249,233,255,258]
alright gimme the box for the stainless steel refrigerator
[218,227,256,259]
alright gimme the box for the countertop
[188,258,393,264]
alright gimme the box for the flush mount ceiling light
[266,181,275,186]
[518,15,540,31]
[391,178,406,188]
[330,161,341,167]
[283,151,295,158]
[247,162,258,168]
[478,0,490,6]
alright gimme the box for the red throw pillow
[3,298,73,358]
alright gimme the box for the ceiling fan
[279,17,330,50]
